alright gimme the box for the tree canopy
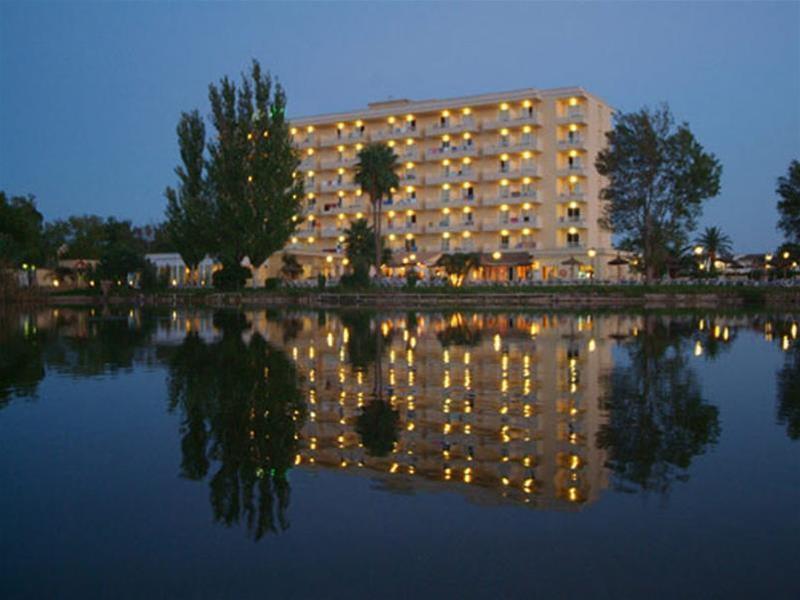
[0,192,45,269]
[596,105,722,280]
[776,160,800,244]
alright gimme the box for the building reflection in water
[245,310,632,511]
[4,307,798,538]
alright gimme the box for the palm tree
[354,144,399,278]
[695,227,733,273]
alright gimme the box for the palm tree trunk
[374,196,382,279]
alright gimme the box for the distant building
[145,253,217,287]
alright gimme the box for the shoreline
[36,287,800,310]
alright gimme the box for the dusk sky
[1,1,798,252]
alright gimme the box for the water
[0,307,797,599]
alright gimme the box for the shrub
[212,263,249,290]
[263,277,281,291]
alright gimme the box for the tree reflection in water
[0,313,46,408]
[597,316,721,495]
[340,311,400,457]
[165,311,305,540]
[771,320,800,441]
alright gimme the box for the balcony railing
[426,119,476,135]
[424,196,478,210]
[559,216,587,227]
[557,137,586,150]
[482,192,539,207]
[319,156,358,170]
[296,136,317,149]
[298,157,318,171]
[484,216,541,231]
[372,126,420,141]
[483,166,539,181]
[559,190,585,201]
[483,112,541,130]
[557,110,587,124]
[426,171,478,186]
[482,138,541,156]
[320,180,359,193]
[424,145,478,160]
[557,164,586,177]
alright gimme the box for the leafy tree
[164,110,213,284]
[596,316,721,494]
[203,60,303,286]
[0,192,46,273]
[353,143,399,276]
[596,105,722,281]
[435,252,480,286]
[776,160,800,243]
[280,253,303,280]
[695,226,733,273]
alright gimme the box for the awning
[478,251,534,267]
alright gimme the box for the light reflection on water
[0,307,798,597]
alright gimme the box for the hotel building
[284,87,616,281]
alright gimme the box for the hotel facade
[280,87,617,282]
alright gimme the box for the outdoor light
[588,248,597,258]
[493,251,502,260]
[500,102,509,110]
[783,251,790,259]
[462,107,471,115]
[325,255,333,263]
[766,254,773,262]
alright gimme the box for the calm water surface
[0,307,798,599]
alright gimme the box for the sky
[1,1,798,253]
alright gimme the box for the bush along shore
[41,283,800,310]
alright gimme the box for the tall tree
[353,143,399,278]
[695,226,733,272]
[164,110,212,283]
[204,60,303,285]
[776,160,800,243]
[596,105,722,281]
[0,192,45,272]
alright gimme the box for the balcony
[298,157,318,171]
[424,195,479,210]
[296,135,317,150]
[559,190,586,202]
[425,145,478,160]
[483,112,541,131]
[557,110,587,125]
[426,118,477,135]
[558,215,587,227]
[320,179,359,193]
[484,216,541,231]
[426,170,478,186]
[397,148,421,161]
[372,126,420,141]
[319,156,358,170]
[483,166,540,182]
[565,241,586,250]
[383,197,420,210]
[557,137,586,150]
[319,201,367,215]
[422,220,478,234]
[557,164,587,178]
[482,138,541,157]
[482,192,540,207]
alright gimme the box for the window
[567,232,581,246]
[462,186,474,200]
[500,235,510,249]
[521,181,533,196]
[441,237,450,251]
[405,238,417,251]
[500,159,509,173]
[567,206,581,220]
[500,184,510,199]
[441,186,451,202]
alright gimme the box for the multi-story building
[282,87,616,282]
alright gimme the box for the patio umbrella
[561,256,583,280]
[607,254,629,280]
